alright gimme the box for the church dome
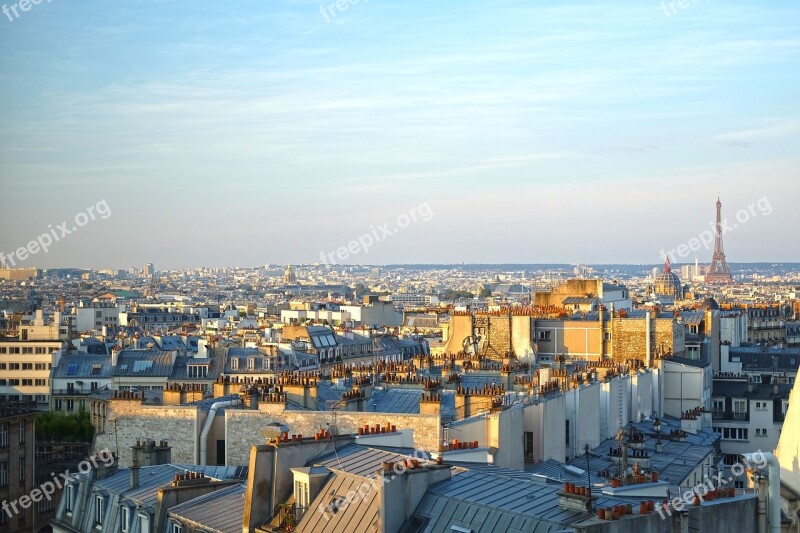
[654,257,682,299]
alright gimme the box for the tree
[36,406,94,443]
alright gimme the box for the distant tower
[706,197,733,283]
[143,263,155,278]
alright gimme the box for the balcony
[711,410,749,422]
[51,388,98,396]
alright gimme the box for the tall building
[143,263,155,278]
[0,405,37,532]
[706,197,733,283]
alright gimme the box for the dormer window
[247,357,255,371]
[230,358,239,370]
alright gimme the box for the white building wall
[631,370,654,423]
[565,383,601,460]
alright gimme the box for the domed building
[283,263,296,284]
[654,257,682,300]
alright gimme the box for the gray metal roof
[52,353,113,379]
[113,348,176,377]
[169,483,245,533]
[297,471,380,532]
[170,354,222,381]
[316,380,346,410]
[312,443,422,478]
[94,464,247,509]
[565,417,718,486]
[366,388,422,414]
[415,469,627,533]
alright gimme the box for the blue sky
[1,0,798,269]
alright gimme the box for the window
[35,379,46,387]
[19,456,25,482]
[734,480,745,489]
[0,348,5,355]
[22,347,33,354]
[756,428,768,437]
[54,399,62,411]
[66,399,74,412]
[35,363,46,370]
[121,506,130,533]
[22,362,33,369]
[712,399,724,412]
[170,522,183,533]
[295,480,310,511]
[537,330,551,341]
[19,420,25,444]
[719,427,749,440]
[0,423,6,449]
[230,358,239,370]
[9,363,19,370]
[138,514,151,533]
[35,347,46,354]
[65,484,75,513]
[0,461,7,487]
[247,357,255,371]
[94,495,105,527]
[22,379,33,386]
[723,454,740,466]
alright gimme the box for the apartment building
[711,374,791,488]
[0,333,64,409]
[0,405,37,533]
[74,301,121,332]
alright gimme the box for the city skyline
[1,1,799,268]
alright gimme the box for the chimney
[111,346,119,367]
[130,459,140,489]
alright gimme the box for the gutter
[199,399,238,465]
[742,452,781,533]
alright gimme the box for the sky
[0,0,798,269]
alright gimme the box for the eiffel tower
[706,197,733,283]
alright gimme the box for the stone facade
[93,399,199,467]
[225,405,440,466]
[612,315,684,363]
